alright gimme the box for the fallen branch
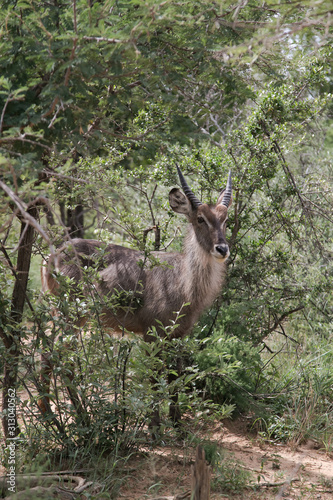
[1,474,102,498]
[259,477,300,488]
[275,462,302,499]
[13,469,91,476]
[151,493,191,500]
[4,486,73,499]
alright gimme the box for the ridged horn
[176,164,203,208]
[221,171,232,207]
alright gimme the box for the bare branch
[82,35,123,44]
[0,180,57,262]
[0,135,52,151]
[267,306,305,336]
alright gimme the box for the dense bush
[195,330,263,413]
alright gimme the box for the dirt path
[220,420,333,499]
[1,415,332,498]
[119,420,333,499]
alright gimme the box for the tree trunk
[191,445,211,500]
[67,204,84,238]
[1,206,37,439]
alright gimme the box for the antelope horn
[221,171,232,207]
[176,164,203,208]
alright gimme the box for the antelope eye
[197,216,205,224]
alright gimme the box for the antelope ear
[169,188,194,218]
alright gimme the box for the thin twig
[0,135,52,151]
[0,180,56,257]
[275,463,302,498]
[83,35,122,43]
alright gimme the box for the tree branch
[0,181,57,263]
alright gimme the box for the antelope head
[169,166,232,261]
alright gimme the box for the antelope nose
[215,244,229,257]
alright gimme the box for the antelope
[39,166,232,426]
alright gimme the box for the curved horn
[176,164,203,208]
[221,171,232,207]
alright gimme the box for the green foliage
[194,329,262,412]
[0,0,262,174]
[210,447,252,494]
[255,343,333,446]
[0,2,333,491]
[1,274,232,463]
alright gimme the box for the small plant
[253,349,333,448]
[210,447,252,494]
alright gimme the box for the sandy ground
[1,386,332,499]
[1,417,332,499]
[118,419,333,499]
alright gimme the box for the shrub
[194,329,263,413]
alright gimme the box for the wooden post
[191,445,211,500]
